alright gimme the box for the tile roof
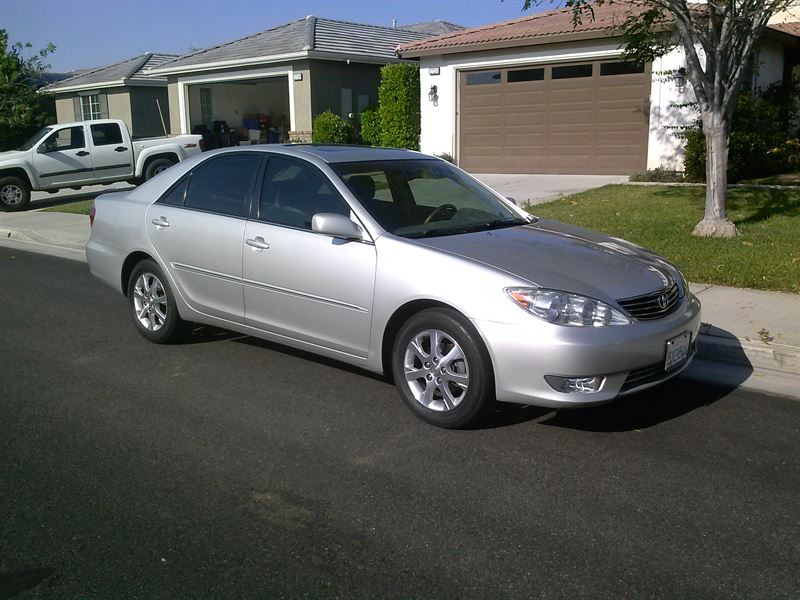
[46,53,177,91]
[398,2,654,56]
[399,4,800,57]
[149,16,432,74]
[768,20,800,37]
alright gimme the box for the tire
[144,157,175,181]
[391,308,495,429]
[0,176,31,212]
[127,259,189,344]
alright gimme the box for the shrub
[682,82,799,182]
[311,110,354,144]
[358,105,381,146]
[435,152,455,164]
[378,63,420,150]
[629,166,685,183]
[767,138,800,173]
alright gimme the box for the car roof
[220,144,428,164]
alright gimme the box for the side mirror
[506,196,518,205]
[311,213,363,240]
[37,144,50,154]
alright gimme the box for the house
[46,53,177,138]
[145,17,456,142]
[398,4,800,175]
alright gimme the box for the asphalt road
[1,247,799,598]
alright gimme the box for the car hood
[0,150,25,161]
[411,220,678,302]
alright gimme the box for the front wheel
[392,308,495,428]
[127,259,189,344]
[0,176,31,212]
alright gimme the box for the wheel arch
[139,152,179,178]
[120,250,156,296]
[381,299,478,377]
[0,168,33,189]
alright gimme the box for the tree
[523,0,792,238]
[0,29,56,151]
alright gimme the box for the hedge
[377,63,420,150]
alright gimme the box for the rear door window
[90,123,124,146]
[183,154,260,218]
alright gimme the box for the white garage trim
[177,65,296,134]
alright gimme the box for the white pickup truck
[0,119,202,211]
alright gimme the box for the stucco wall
[52,88,132,131]
[168,77,181,135]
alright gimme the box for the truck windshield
[332,159,528,239]
[18,127,53,151]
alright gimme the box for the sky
[2,0,551,73]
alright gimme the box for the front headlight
[506,288,630,327]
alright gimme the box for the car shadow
[0,567,54,598]
[184,325,754,433]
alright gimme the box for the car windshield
[17,127,53,151]
[332,159,528,238]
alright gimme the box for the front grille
[617,284,680,320]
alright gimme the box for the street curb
[696,334,800,376]
[0,225,86,252]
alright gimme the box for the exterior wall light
[428,85,438,105]
[673,67,687,92]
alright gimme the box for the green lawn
[527,185,800,293]
[42,199,94,215]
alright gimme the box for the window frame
[255,154,355,233]
[154,152,262,219]
[39,125,87,153]
[89,122,124,146]
[80,94,102,120]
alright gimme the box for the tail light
[89,204,96,227]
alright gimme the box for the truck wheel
[144,158,175,181]
[0,176,31,212]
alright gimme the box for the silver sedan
[86,145,701,428]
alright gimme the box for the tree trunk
[692,110,738,238]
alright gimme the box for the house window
[81,94,102,120]
[552,64,593,79]
[199,88,213,128]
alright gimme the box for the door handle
[76,150,90,157]
[114,146,128,152]
[245,237,270,250]
[151,217,170,228]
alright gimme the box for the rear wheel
[392,308,494,428]
[0,176,31,212]
[127,259,189,344]
[144,157,175,181]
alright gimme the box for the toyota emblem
[658,294,668,309]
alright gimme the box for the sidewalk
[1,209,798,398]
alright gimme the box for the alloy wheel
[133,272,168,331]
[403,329,470,412]
[0,184,23,206]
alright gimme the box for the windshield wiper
[404,218,527,239]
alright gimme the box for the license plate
[665,332,691,371]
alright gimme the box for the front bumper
[473,295,702,408]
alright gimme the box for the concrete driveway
[472,174,628,205]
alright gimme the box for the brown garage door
[458,60,651,174]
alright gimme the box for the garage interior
[186,76,290,147]
[458,60,651,175]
